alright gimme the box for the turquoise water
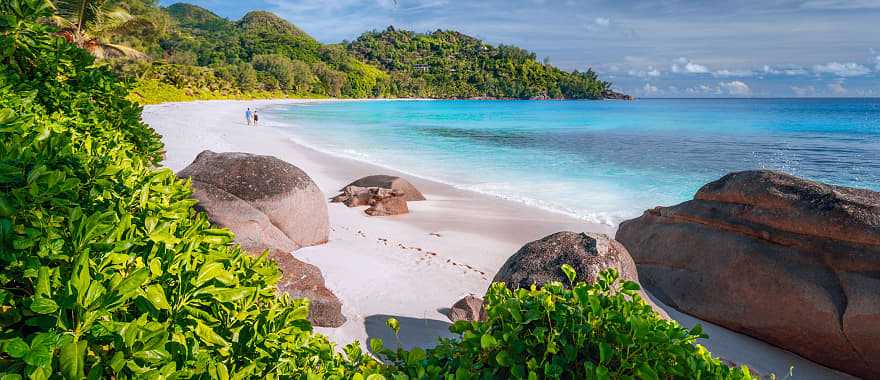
[266,99,880,225]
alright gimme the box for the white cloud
[812,62,871,77]
[594,17,610,27]
[828,81,847,95]
[713,69,754,77]
[671,57,710,74]
[686,84,721,95]
[875,55,880,71]
[763,65,808,76]
[719,81,752,96]
[790,85,817,97]
[627,66,661,77]
[642,83,660,94]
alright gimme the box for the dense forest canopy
[96,1,617,102]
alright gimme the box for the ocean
[266,99,880,225]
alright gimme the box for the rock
[268,250,345,327]
[190,180,299,254]
[332,185,410,216]
[365,192,409,216]
[447,295,486,322]
[492,231,668,318]
[601,89,634,100]
[344,175,426,201]
[616,170,880,379]
[179,150,329,248]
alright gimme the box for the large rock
[345,175,426,201]
[616,170,880,379]
[190,180,299,253]
[447,295,486,322]
[179,150,329,247]
[332,186,410,216]
[492,231,667,318]
[268,250,345,327]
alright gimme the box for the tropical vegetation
[34,1,613,103]
[2,0,754,378]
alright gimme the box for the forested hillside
[96,1,617,102]
[348,27,610,99]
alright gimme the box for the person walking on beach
[253,110,259,126]
[245,108,253,125]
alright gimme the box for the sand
[143,99,854,379]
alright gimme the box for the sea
[266,99,880,226]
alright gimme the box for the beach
[143,99,855,379]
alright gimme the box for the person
[253,110,259,126]
[245,108,253,125]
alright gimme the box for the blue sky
[159,0,880,98]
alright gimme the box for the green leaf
[598,342,611,364]
[2,337,29,358]
[193,262,233,287]
[622,281,641,292]
[24,333,54,368]
[59,339,86,380]
[29,298,58,314]
[194,321,228,347]
[144,284,171,310]
[385,317,400,336]
[480,334,498,350]
[636,364,659,380]
[560,263,576,285]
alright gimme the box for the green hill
[347,27,610,99]
[107,2,616,103]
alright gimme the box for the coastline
[142,99,854,379]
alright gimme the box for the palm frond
[86,41,147,60]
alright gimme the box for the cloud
[671,57,710,74]
[627,66,661,77]
[812,62,871,77]
[594,17,610,27]
[685,84,722,95]
[719,80,752,96]
[642,83,660,94]
[790,85,817,97]
[713,69,754,77]
[800,0,880,10]
[763,65,809,76]
[828,81,847,95]
[875,55,880,71]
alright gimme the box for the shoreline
[142,99,854,379]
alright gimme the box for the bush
[0,1,378,378]
[375,267,757,379]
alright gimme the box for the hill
[106,2,620,102]
[347,27,611,99]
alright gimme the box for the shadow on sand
[364,314,454,355]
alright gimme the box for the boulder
[190,180,299,253]
[268,250,345,327]
[344,175,426,201]
[332,186,409,216]
[447,295,486,322]
[616,170,880,379]
[179,150,329,247]
[493,231,667,318]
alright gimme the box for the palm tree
[49,0,152,59]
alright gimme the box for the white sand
[143,99,854,379]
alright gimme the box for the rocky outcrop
[601,89,634,100]
[492,231,667,318]
[344,175,425,202]
[179,150,329,247]
[178,151,342,327]
[616,170,880,379]
[332,185,410,216]
[268,250,345,327]
[447,295,485,322]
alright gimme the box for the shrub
[375,267,757,379]
[0,1,378,378]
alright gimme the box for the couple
[245,108,259,126]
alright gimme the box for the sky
[158,0,880,98]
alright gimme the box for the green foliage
[0,1,376,378]
[375,269,757,379]
[347,27,611,99]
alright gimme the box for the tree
[49,0,153,59]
